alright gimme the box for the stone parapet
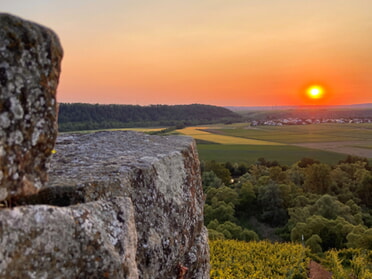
[0,131,210,278]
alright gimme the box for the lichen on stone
[0,13,63,202]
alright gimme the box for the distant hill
[58,103,241,132]
[225,104,372,121]
[226,103,372,111]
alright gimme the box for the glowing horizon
[3,1,372,107]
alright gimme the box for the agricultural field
[178,127,282,145]
[210,240,372,279]
[177,123,372,165]
[204,123,372,144]
[196,144,346,166]
[210,239,309,278]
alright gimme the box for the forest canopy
[58,103,241,132]
[202,155,372,254]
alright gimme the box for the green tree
[207,220,258,241]
[269,166,288,183]
[206,185,239,206]
[347,226,372,249]
[306,234,323,254]
[288,164,306,186]
[304,163,332,194]
[233,174,257,219]
[207,229,225,240]
[289,194,363,232]
[311,195,362,225]
[291,215,354,250]
[204,198,235,225]
[338,155,370,170]
[298,157,320,168]
[202,170,222,191]
[257,182,288,226]
[204,161,232,185]
[356,171,372,207]
[238,181,256,207]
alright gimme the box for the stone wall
[1,131,210,278]
[0,13,210,279]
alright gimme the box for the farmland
[210,240,309,278]
[177,123,372,165]
[178,127,283,145]
[204,123,372,143]
[210,240,372,279]
[195,144,347,165]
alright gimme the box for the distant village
[251,117,372,126]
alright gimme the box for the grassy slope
[197,144,346,165]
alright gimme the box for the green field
[205,123,372,143]
[177,123,372,165]
[178,127,282,145]
[197,144,347,165]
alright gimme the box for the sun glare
[306,85,324,100]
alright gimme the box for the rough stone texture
[0,13,63,202]
[0,131,210,279]
[0,197,138,278]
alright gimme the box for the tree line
[58,103,241,132]
[241,108,372,122]
[202,155,372,254]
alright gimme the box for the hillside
[231,107,372,121]
[58,103,241,132]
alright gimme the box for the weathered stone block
[0,131,210,278]
[0,13,63,202]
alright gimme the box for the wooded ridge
[58,103,241,132]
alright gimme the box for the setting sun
[307,85,325,100]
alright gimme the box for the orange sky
[3,0,372,106]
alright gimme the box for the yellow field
[210,240,309,278]
[178,127,283,145]
[111,127,164,132]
